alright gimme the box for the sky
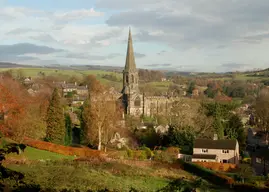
[1,0,269,72]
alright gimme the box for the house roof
[62,84,77,89]
[194,139,237,150]
[192,154,217,160]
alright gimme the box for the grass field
[0,67,122,81]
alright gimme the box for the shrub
[133,150,147,160]
[126,149,134,159]
[165,147,180,157]
[140,146,153,159]
[153,150,176,163]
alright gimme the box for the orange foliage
[23,137,105,158]
[166,147,180,155]
[194,162,237,172]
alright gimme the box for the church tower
[121,28,143,116]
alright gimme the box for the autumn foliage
[0,75,51,141]
[194,162,237,172]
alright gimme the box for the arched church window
[126,75,129,83]
[131,75,134,83]
[134,96,141,107]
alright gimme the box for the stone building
[121,28,180,117]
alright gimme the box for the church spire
[124,27,136,71]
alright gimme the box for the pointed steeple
[125,27,136,71]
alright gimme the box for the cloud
[6,28,37,35]
[30,34,58,43]
[134,52,145,58]
[145,63,171,67]
[0,43,63,55]
[220,63,251,71]
[62,52,121,61]
[53,8,104,22]
[100,0,269,49]
[157,50,166,55]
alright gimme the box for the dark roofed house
[192,135,239,164]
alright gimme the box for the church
[121,29,179,117]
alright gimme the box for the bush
[153,150,172,163]
[165,147,180,158]
[140,146,153,159]
[133,150,147,160]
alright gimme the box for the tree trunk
[98,126,102,151]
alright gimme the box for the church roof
[124,28,137,71]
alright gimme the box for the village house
[192,136,240,164]
[53,81,88,97]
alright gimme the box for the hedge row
[194,162,237,172]
[233,183,269,192]
[178,160,234,186]
[23,137,106,160]
[179,160,269,191]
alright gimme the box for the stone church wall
[144,96,173,116]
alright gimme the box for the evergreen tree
[81,96,91,145]
[213,104,224,139]
[64,113,72,146]
[187,81,195,95]
[45,88,65,144]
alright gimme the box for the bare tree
[254,89,269,143]
[82,78,123,151]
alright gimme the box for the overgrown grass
[5,160,187,191]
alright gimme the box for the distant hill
[1,61,268,77]
[0,62,35,68]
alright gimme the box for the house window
[222,150,229,153]
[201,149,208,153]
[222,159,228,163]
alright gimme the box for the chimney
[213,134,218,140]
